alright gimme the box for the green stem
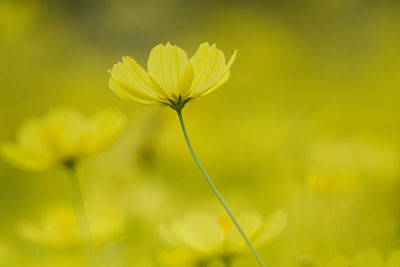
[176,110,266,267]
[67,164,95,267]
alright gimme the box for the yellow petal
[1,143,56,171]
[40,109,86,159]
[1,117,58,171]
[83,110,125,156]
[200,69,231,97]
[18,205,124,247]
[253,210,287,246]
[178,63,195,98]
[225,212,263,252]
[174,212,225,253]
[109,56,161,104]
[189,43,227,98]
[147,43,193,100]
[226,49,238,70]
[198,49,237,97]
[16,118,54,158]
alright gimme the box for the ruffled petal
[174,212,225,253]
[1,143,56,171]
[16,118,54,158]
[40,109,86,159]
[109,56,161,104]
[189,43,226,98]
[192,49,237,97]
[225,212,263,252]
[83,110,125,157]
[147,43,193,100]
[252,210,287,246]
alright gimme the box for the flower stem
[66,164,95,267]
[176,110,266,267]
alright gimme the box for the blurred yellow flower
[159,210,286,265]
[1,108,125,171]
[327,249,400,267]
[18,205,125,247]
[109,42,237,109]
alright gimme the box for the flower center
[219,216,234,233]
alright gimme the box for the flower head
[18,205,125,247]
[109,42,237,110]
[158,210,286,265]
[1,108,125,171]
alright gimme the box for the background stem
[176,110,266,267]
[67,164,95,267]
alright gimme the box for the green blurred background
[1,0,400,266]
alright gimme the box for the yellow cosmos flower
[159,210,286,265]
[109,43,268,266]
[18,205,125,247]
[109,42,237,110]
[1,108,125,171]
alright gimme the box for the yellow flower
[18,205,125,247]
[159,210,286,265]
[109,42,237,110]
[1,108,125,171]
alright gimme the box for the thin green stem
[66,164,95,267]
[176,110,266,267]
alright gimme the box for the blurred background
[1,0,400,266]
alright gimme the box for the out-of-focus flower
[306,171,359,196]
[327,249,400,267]
[18,205,125,247]
[109,42,237,109]
[1,108,125,171]
[159,210,286,265]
